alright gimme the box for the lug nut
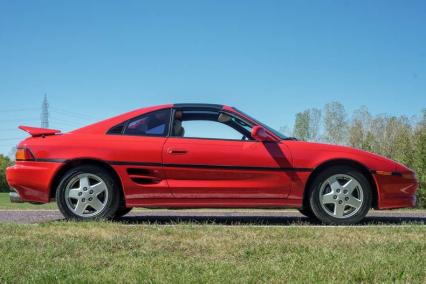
[83,187,88,191]
[89,190,93,194]
[82,198,86,202]
[336,189,340,193]
[343,190,348,194]
[345,197,349,201]
[78,192,82,196]
[89,197,93,201]
[338,200,343,204]
[333,195,337,199]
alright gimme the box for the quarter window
[122,109,171,136]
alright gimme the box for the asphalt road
[0,209,425,225]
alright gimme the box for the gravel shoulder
[0,209,425,225]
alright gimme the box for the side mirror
[251,126,273,142]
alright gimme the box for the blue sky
[0,0,425,155]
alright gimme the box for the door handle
[167,148,188,155]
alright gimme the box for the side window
[172,110,253,140]
[122,109,171,136]
[183,120,245,140]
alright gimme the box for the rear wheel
[298,208,317,219]
[56,165,120,220]
[308,166,372,225]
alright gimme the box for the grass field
[0,222,425,283]
[1,193,426,282]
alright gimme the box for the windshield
[232,107,288,140]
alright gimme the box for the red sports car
[6,103,418,224]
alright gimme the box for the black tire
[56,165,120,220]
[298,207,317,219]
[308,166,372,225]
[114,207,133,218]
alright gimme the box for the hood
[284,140,413,173]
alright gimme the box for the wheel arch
[50,158,124,201]
[303,158,378,209]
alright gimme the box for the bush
[0,155,13,192]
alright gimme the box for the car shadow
[115,214,426,226]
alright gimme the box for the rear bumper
[6,161,63,203]
[9,191,24,203]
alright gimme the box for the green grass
[0,222,425,283]
[0,192,56,210]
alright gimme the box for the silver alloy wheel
[64,173,109,217]
[319,174,364,219]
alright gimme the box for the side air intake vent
[127,168,151,175]
[127,168,162,185]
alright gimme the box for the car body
[6,103,418,224]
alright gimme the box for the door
[163,108,294,199]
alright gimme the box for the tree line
[0,155,13,192]
[291,102,426,207]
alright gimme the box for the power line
[0,128,21,131]
[0,96,99,131]
[0,107,39,113]
[0,117,40,122]
[50,107,98,119]
[50,110,95,122]
[0,137,24,141]
[50,116,84,125]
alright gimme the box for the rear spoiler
[19,125,61,137]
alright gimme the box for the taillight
[15,147,35,161]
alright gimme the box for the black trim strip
[173,103,224,110]
[27,158,313,173]
[108,160,313,172]
[108,161,161,167]
[34,158,67,163]
[164,163,312,172]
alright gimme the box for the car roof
[173,103,224,110]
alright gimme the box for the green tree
[348,106,372,150]
[391,116,415,167]
[308,108,321,142]
[293,111,310,141]
[413,109,426,207]
[0,154,13,192]
[323,102,347,144]
[292,108,321,141]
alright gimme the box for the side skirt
[126,198,303,209]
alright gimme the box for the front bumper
[373,172,419,209]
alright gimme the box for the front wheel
[56,165,120,220]
[308,166,372,225]
[114,207,133,218]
